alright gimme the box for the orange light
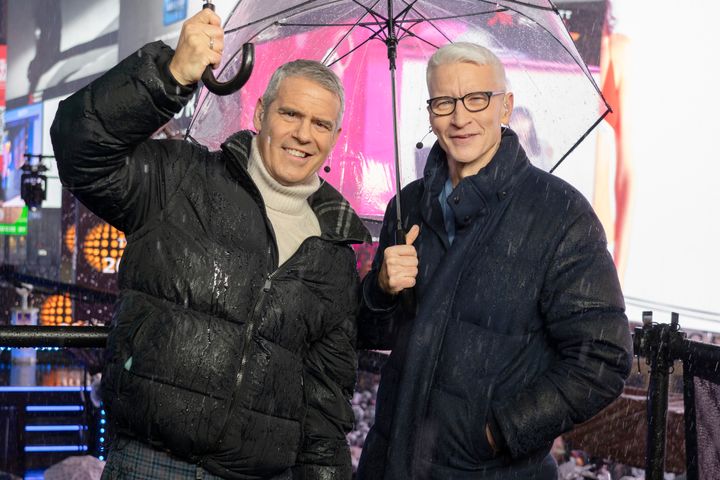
[64,224,76,252]
[82,223,127,273]
[40,294,75,326]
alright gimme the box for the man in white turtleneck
[52,8,369,478]
[245,66,342,264]
[167,7,346,265]
[247,137,322,265]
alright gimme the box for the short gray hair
[426,42,507,88]
[262,59,345,129]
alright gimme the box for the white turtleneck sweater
[247,137,322,265]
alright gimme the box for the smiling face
[253,75,342,186]
[427,61,513,180]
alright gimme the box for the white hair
[426,42,508,89]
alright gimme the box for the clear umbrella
[187,0,608,224]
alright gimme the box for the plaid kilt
[101,436,292,479]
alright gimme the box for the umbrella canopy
[187,0,608,221]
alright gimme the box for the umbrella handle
[201,1,255,96]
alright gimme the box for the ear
[330,126,342,149]
[253,98,264,132]
[427,106,435,131]
[501,92,514,125]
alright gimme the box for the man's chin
[275,171,315,187]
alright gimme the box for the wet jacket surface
[50,42,370,480]
[357,130,633,480]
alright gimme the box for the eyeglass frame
[426,91,506,116]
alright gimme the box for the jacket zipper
[213,225,323,448]
[236,232,326,390]
[235,245,275,389]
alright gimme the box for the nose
[293,118,312,143]
[450,100,472,127]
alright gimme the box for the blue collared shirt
[438,176,456,245]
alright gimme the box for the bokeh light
[82,223,126,273]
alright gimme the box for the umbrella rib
[501,3,601,94]
[397,26,442,50]
[382,12,443,50]
[391,1,456,48]
[549,107,611,173]
[499,0,556,11]
[276,20,385,27]
[396,0,455,45]
[353,0,391,41]
[320,0,392,65]
[325,31,386,67]
[224,0,346,34]
[393,1,419,42]
[350,0,387,22]
[395,7,508,24]
[323,24,387,65]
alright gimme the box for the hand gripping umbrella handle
[395,227,417,317]
[201,1,255,96]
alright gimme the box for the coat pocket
[424,374,498,469]
[110,301,242,454]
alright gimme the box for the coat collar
[421,128,531,242]
[221,130,371,245]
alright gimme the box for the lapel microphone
[416,128,433,149]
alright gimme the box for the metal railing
[0,325,109,348]
[633,311,720,480]
[3,311,720,478]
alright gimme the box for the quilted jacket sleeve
[50,41,198,235]
[293,248,359,479]
[357,196,403,350]
[491,208,634,458]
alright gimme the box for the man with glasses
[357,42,632,479]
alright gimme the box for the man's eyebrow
[278,106,302,116]
[313,116,335,128]
[277,106,334,129]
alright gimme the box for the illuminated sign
[64,224,76,252]
[163,0,187,26]
[0,205,28,235]
[40,294,73,326]
[82,223,126,273]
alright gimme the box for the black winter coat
[50,42,370,480]
[357,130,633,480]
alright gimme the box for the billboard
[5,0,119,108]
[552,0,720,332]
[2,103,42,210]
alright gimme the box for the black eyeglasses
[427,91,506,116]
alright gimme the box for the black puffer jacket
[357,131,633,479]
[50,42,370,479]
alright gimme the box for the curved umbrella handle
[201,1,254,96]
[202,43,254,96]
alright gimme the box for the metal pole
[384,0,415,313]
[683,365,699,480]
[385,0,404,242]
[646,331,670,480]
[0,325,109,348]
[642,312,679,480]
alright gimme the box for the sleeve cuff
[362,271,398,313]
[161,58,197,96]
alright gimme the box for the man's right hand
[168,8,224,86]
[378,225,420,295]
